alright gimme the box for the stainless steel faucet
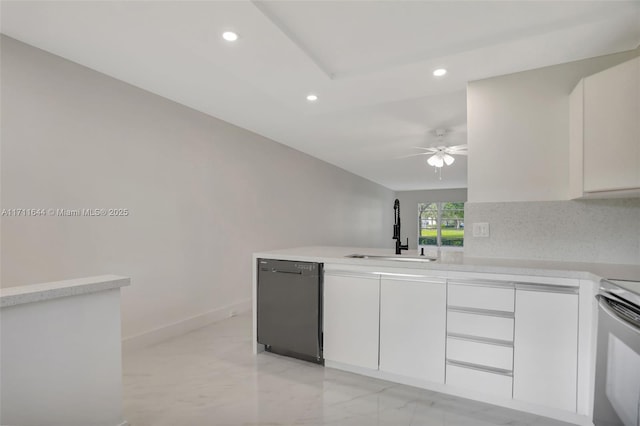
[393,199,409,255]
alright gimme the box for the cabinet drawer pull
[448,279,515,289]
[376,272,445,283]
[446,359,513,377]
[324,270,379,279]
[447,332,513,347]
[447,306,514,319]
[515,283,578,294]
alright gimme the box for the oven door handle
[596,294,640,333]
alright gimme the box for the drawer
[447,337,513,371]
[446,363,513,399]
[447,311,514,341]
[448,282,514,312]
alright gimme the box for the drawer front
[448,283,514,312]
[447,311,514,341]
[447,338,513,371]
[446,364,513,398]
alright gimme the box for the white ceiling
[2,1,639,191]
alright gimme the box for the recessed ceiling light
[306,94,318,102]
[222,31,238,42]
[433,68,447,77]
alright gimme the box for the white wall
[465,48,640,263]
[0,36,395,340]
[467,49,639,203]
[396,189,467,249]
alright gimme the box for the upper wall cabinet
[570,57,640,199]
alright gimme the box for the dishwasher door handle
[270,269,303,275]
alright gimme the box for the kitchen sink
[345,254,438,262]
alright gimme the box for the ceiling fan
[413,129,468,168]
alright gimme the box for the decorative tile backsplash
[464,199,640,265]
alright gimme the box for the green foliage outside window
[418,202,464,247]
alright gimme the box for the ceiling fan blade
[449,151,468,156]
[412,146,439,153]
[396,152,430,159]
[446,144,468,151]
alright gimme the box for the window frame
[417,202,464,250]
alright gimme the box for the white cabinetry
[316,264,588,423]
[569,78,585,199]
[323,271,379,370]
[570,56,640,198]
[513,284,579,412]
[379,276,446,383]
[445,280,515,399]
[446,364,513,397]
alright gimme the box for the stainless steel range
[593,279,640,426]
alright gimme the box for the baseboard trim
[122,299,251,352]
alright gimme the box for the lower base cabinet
[444,280,516,399]
[513,286,579,412]
[321,266,584,420]
[379,277,446,383]
[446,362,513,398]
[447,338,513,371]
[323,271,380,370]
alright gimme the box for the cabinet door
[569,79,584,199]
[323,273,379,370]
[513,288,578,412]
[583,57,640,192]
[379,278,446,383]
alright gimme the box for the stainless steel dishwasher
[257,258,323,364]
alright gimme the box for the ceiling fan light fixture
[412,129,466,174]
[443,154,455,166]
[427,154,444,168]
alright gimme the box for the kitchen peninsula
[253,246,640,426]
[0,275,130,426]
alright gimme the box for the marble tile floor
[123,313,572,426]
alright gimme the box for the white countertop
[254,246,640,282]
[0,275,130,308]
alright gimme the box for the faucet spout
[395,237,409,255]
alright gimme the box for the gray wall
[396,188,468,249]
[0,36,395,338]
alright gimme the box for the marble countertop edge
[0,274,131,308]
[253,246,640,282]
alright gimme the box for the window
[418,202,464,247]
